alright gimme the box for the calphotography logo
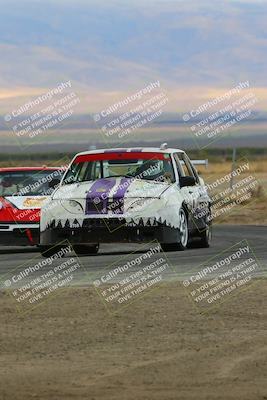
[182,240,262,312]
[4,156,70,236]
[188,156,266,233]
[0,240,86,314]
[4,81,81,149]
[182,81,259,149]
[90,240,174,314]
[92,81,169,145]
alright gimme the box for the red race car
[0,166,63,246]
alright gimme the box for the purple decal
[85,178,117,215]
[112,178,132,214]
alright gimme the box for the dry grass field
[198,159,267,225]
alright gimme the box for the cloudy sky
[0,0,266,113]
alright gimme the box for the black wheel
[39,245,68,258]
[73,244,99,255]
[161,208,189,252]
[198,224,212,248]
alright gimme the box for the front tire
[73,244,99,255]
[161,208,189,252]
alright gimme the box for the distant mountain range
[0,112,266,153]
[0,0,266,153]
[0,0,266,112]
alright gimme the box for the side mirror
[48,178,61,189]
[180,176,196,188]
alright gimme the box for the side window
[63,161,101,184]
[174,152,199,185]
[83,161,101,181]
[64,162,83,184]
[183,154,200,183]
[173,153,184,179]
[78,162,90,181]
[94,161,101,179]
[174,153,194,177]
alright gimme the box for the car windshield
[63,152,175,184]
[0,170,62,197]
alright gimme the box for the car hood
[53,177,172,201]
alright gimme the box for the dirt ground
[0,280,267,400]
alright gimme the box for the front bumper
[40,218,180,245]
[0,223,39,246]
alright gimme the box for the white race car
[40,145,211,256]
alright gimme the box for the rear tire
[73,244,99,255]
[198,225,212,248]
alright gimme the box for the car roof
[74,147,185,157]
[0,167,61,172]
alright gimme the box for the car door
[173,152,210,231]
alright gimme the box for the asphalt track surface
[0,225,266,288]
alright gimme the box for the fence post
[230,148,236,190]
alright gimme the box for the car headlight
[125,198,152,212]
[60,199,84,214]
